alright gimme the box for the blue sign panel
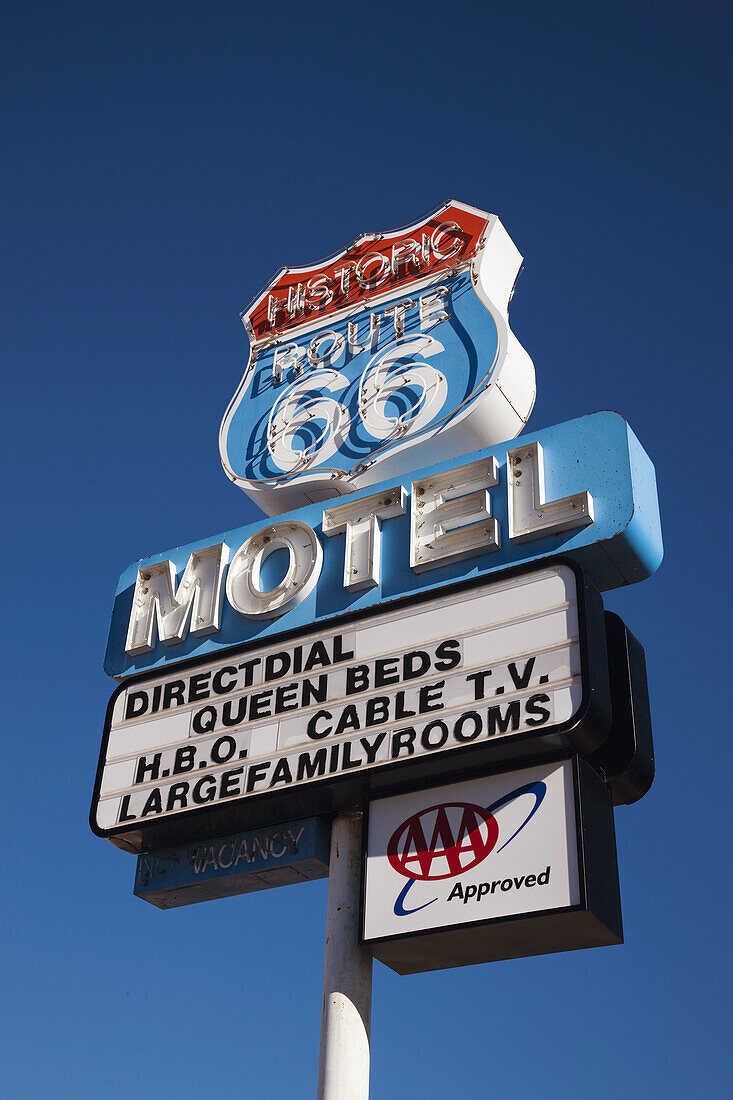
[222,271,525,507]
[134,817,330,909]
[106,411,662,679]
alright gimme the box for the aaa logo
[388,802,499,881]
[387,781,546,916]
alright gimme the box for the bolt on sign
[587,612,654,806]
[220,201,536,516]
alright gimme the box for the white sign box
[363,758,622,974]
[91,560,610,853]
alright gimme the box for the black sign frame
[91,556,612,854]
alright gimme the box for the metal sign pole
[317,811,372,1100]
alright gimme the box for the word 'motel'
[126,441,592,655]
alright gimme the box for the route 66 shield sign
[220,200,536,516]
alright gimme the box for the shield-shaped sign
[220,200,536,516]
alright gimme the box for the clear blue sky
[2,2,731,1096]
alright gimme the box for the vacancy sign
[91,560,610,852]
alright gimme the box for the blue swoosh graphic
[394,879,438,916]
[486,781,546,852]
